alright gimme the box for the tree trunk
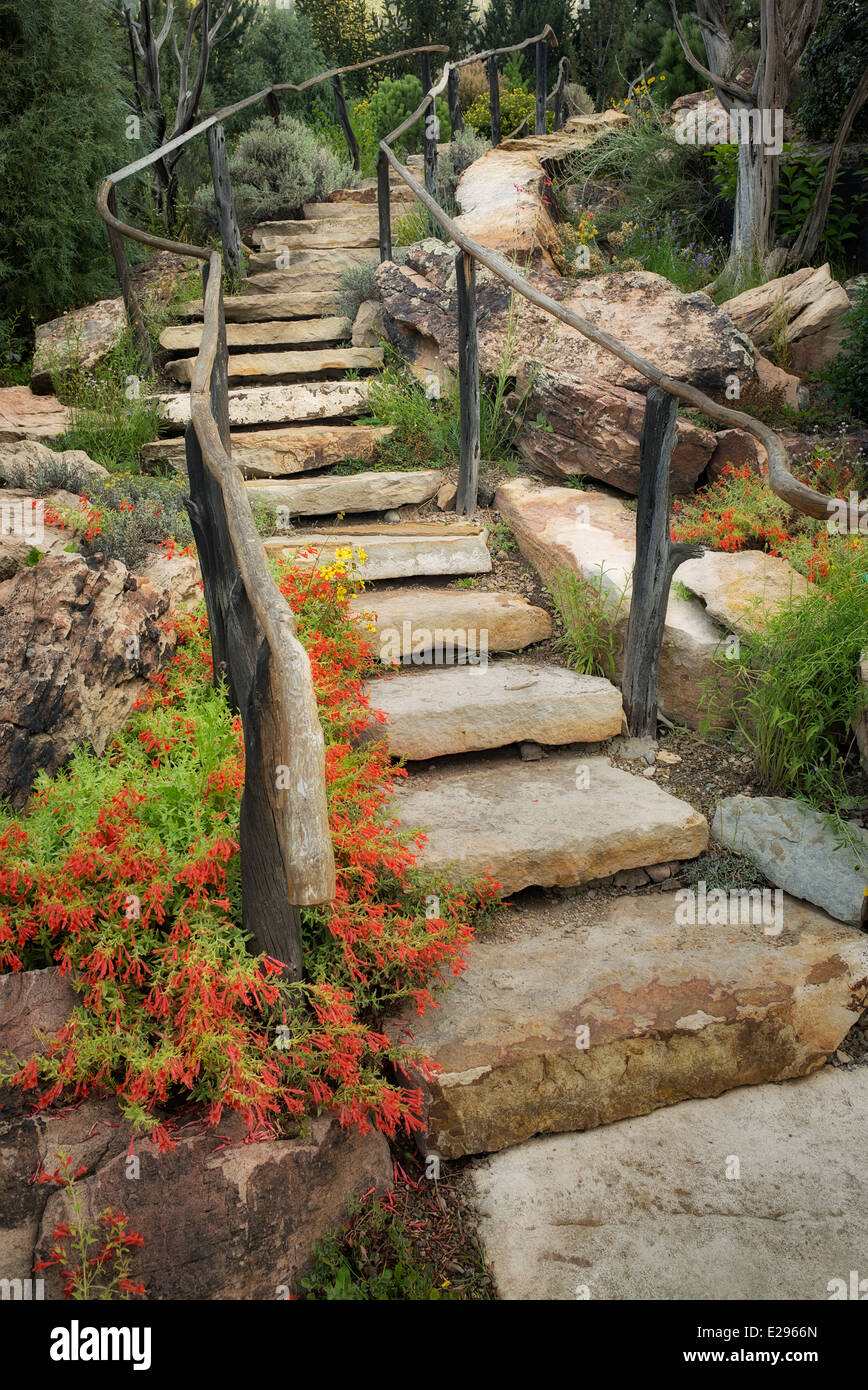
[728,128,779,277]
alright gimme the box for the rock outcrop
[722,264,851,375]
[0,387,70,443]
[31,297,126,394]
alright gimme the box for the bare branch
[669,0,752,105]
[154,0,174,53]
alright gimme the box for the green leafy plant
[192,116,356,231]
[34,1152,145,1300]
[300,1194,459,1300]
[549,564,629,679]
[464,85,553,139]
[823,282,868,423]
[51,329,161,472]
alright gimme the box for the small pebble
[836,1050,853,1064]
[519,741,544,761]
[656,750,681,765]
[642,765,656,778]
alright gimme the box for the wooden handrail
[190,254,335,911]
[380,62,840,524]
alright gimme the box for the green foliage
[76,473,193,572]
[207,3,323,117]
[395,206,435,246]
[439,129,490,216]
[192,116,356,230]
[51,330,161,473]
[725,543,868,815]
[300,1195,459,1301]
[823,283,868,424]
[296,0,374,68]
[336,264,380,324]
[609,215,721,291]
[352,76,450,175]
[379,0,477,59]
[548,563,628,679]
[796,0,868,142]
[464,85,553,138]
[0,0,135,328]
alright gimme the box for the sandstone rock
[378,242,755,397]
[251,218,379,249]
[0,438,108,489]
[0,555,175,803]
[0,531,32,579]
[0,387,71,443]
[166,346,382,385]
[152,379,371,429]
[245,248,377,278]
[159,316,351,352]
[712,795,868,926]
[393,752,707,896]
[31,298,126,394]
[390,885,867,1160]
[676,550,809,634]
[453,114,628,265]
[436,481,458,511]
[140,545,202,611]
[176,290,339,321]
[722,264,850,373]
[350,588,551,662]
[247,469,441,517]
[495,477,732,727]
[363,663,623,759]
[352,299,386,347]
[142,424,391,476]
[470,1068,868,1299]
[266,524,491,581]
[705,427,766,482]
[0,490,81,576]
[0,967,76,1064]
[754,352,800,408]
[516,366,716,494]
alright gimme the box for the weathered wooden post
[447,66,464,136]
[332,73,361,172]
[420,50,439,200]
[184,259,309,977]
[206,122,244,284]
[621,387,703,737]
[105,184,153,375]
[535,38,548,135]
[487,56,501,146]
[553,57,569,130]
[266,90,281,126]
[455,249,480,514]
[377,148,392,262]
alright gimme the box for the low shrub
[464,87,554,139]
[192,117,356,231]
[0,555,498,1149]
[439,130,490,216]
[336,264,380,324]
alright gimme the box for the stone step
[392,752,707,898]
[150,379,371,429]
[246,247,377,277]
[302,198,414,219]
[140,424,392,475]
[166,346,383,385]
[350,587,552,662]
[363,663,623,760]
[470,1067,868,1300]
[264,524,490,582]
[389,888,868,1160]
[159,317,350,352]
[251,220,378,250]
[246,469,442,517]
[175,290,339,321]
[240,269,364,296]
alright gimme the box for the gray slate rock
[712,794,868,926]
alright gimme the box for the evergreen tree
[379,0,478,60]
[0,0,132,330]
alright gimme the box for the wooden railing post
[455,249,480,515]
[447,66,463,135]
[332,73,361,172]
[105,184,153,375]
[553,57,568,130]
[487,56,501,146]
[377,148,392,262]
[622,387,703,737]
[420,50,438,200]
[266,90,281,126]
[206,122,244,285]
[535,39,548,135]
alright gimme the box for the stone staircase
[148,183,868,1262]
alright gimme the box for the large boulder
[722,264,851,376]
[453,113,628,266]
[31,298,127,394]
[0,553,176,803]
[514,365,716,494]
[0,969,393,1300]
[712,795,868,926]
[0,387,70,443]
[377,243,756,398]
